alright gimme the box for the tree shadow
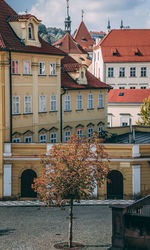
[0,229,16,236]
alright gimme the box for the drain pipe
[60,88,66,142]
[9,50,12,142]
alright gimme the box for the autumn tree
[137,96,150,126]
[32,133,109,249]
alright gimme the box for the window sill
[97,107,104,109]
[87,108,94,110]
[38,111,47,114]
[38,74,47,76]
[64,110,72,112]
[76,109,83,111]
[12,73,21,76]
[23,113,33,115]
[140,76,147,78]
[12,113,21,116]
[49,110,58,113]
[49,74,57,77]
[23,74,32,76]
[129,76,137,78]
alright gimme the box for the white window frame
[12,96,20,114]
[40,134,47,143]
[28,23,33,40]
[76,94,82,110]
[141,67,147,77]
[130,67,136,77]
[108,67,114,78]
[119,67,125,77]
[50,132,57,143]
[50,63,56,75]
[88,128,93,137]
[12,138,20,143]
[39,95,46,112]
[98,126,103,136]
[50,95,57,111]
[65,130,71,142]
[23,60,31,75]
[24,96,32,114]
[98,94,103,108]
[65,95,71,111]
[39,62,46,75]
[88,94,93,109]
[77,129,83,138]
[24,136,32,143]
[12,60,19,74]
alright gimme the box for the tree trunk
[68,198,73,248]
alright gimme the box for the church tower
[64,0,71,34]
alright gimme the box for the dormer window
[28,23,34,40]
[81,71,84,79]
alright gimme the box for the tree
[137,96,150,126]
[32,133,109,249]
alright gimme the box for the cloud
[30,0,148,31]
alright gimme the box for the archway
[107,170,123,199]
[21,169,37,197]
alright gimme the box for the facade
[108,89,150,127]
[93,29,150,89]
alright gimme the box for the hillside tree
[137,96,150,126]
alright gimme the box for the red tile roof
[94,29,150,62]
[8,14,41,22]
[90,31,106,35]
[53,32,87,54]
[74,21,95,50]
[61,55,111,89]
[108,89,150,103]
[0,0,65,56]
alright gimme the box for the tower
[64,0,71,34]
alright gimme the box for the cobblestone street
[0,205,112,250]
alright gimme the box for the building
[108,89,150,127]
[90,31,106,43]
[0,0,111,198]
[93,29,150,89]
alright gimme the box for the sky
[6,0,150,33]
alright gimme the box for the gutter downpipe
[60,88,66,142]
[9,50,12,142]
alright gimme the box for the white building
[93,29,150,89]
[108,89,150,127]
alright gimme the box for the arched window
[81,71,84,79]
[28,23,34,40]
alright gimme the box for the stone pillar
[132,165,141,195]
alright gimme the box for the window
[119,87,125,89]
[141,67,147,77]
[65,95,71,111]
[12,138,20,143]
[50,63,56,75]
[98,94,103,108]
[65,130,71,142]
[119,67,125,77]
[88,94,93,109]
[98,126,103,136]
[12,96,20,114]
[130,67,136,77]
[122,122,128,126]
[40,134,47,143]
[50,95,56,111]
[24,136,32,143]
[24,96,32,113]
[76,94,82,110]
[23,61,31,75]
[12,60,19,74]
[130,86,136,89]
[77,129,83,137]
[108,67,114,78]
[50,132,57,143]
[88,128,93,137]
[120,115,130,127]
[39,96,46,112]
[39,62,45,75]
[141,86,146,89]
[28,23,34,40]
[81,71,84,79]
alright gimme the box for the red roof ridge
[8,14,41,22]
[94,30,112,49]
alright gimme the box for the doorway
[107,170,123,199]
[21,169,37,197]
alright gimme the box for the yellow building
[0,0,111,198]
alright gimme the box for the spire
[81,9,84,22]
[107,19,111,32]
[64,0,71,34]
[120,20,124,29]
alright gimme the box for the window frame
[130,67,136,77]
[65,130,71,142]
[24,96,32,114]
[40,134,47,143]
[39,62,46,75]
[88,94,93,109]
[65,95,71,111]
[88,127,93,137]
[141,67,147,77]
[12,96,20,114]
[98,94,103,108]
[12,60,19,74]
[23,60,31,75]
[76,94,82,110]
[119,67,125,77]
[24,136,32,143]
[50,132,57,143]
[108,67,114,78]
[39,95,46,112]
[50,95,57,112]
[12,138,20,143]
[49,62,56,76]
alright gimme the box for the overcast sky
[6,0,150,32]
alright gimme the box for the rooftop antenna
[64,0,71,34]
[107,18,111,32]
[81,9,84,22]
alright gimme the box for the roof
[108,89,150,103]
[0,0,65,56]
[8,14,41,22]
[74,21,95,51]
[90,31,106,35]
[53,32,87,54]
[61,55,111,89]
[108,131,150,144]
[95,29,150,62]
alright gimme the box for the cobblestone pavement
[0,199,134,207]
[0,206,112,250]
